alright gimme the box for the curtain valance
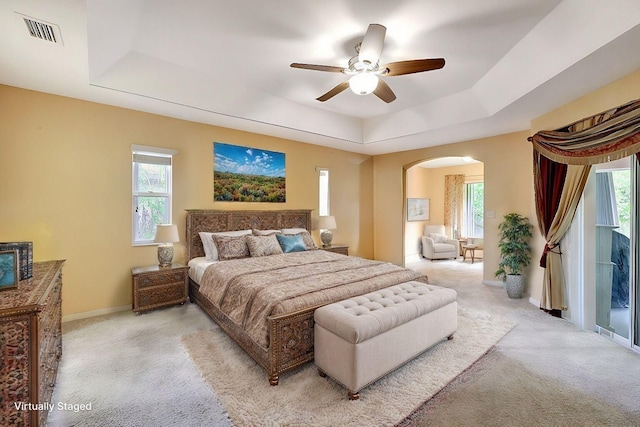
[530,98,640,312]
[529,99,640,165]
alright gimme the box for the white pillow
[199,230,252,261]
[281,228,307,235]
[252,229,282,236]
[429,233,449,243]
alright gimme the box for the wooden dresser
[0,260,64,427]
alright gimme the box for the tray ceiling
[2,0,640,155]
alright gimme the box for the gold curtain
[539,165,590,310]
[444,174,464,239]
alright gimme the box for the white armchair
[421,225,459,260]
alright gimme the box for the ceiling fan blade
[316,81,350,102]
[359,24,386,65]
[373,79,396,103]
[382,58,445,76]
[290,63,345,73]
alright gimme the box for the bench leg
[269,374,279,386]
[348,390,360,400]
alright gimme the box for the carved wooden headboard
[185,209,313,261]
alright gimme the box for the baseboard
[62,305,131,323]
[482,280,504,287]
[528,297,540,307]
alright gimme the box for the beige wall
[405,166,430,256]
[3,69,639,317]
[373,131,533,285]
[378,69,640,300]
[0,85,372,317]
[405,162,484,258]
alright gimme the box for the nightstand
[131,263,189,313]
[320,244,349,256]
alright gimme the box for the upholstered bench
[314,281,457,400]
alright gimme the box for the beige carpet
[398,347,640,427]
[47,258,640,426]
[404,258,640,426]
[47,305,231,427]
[182,305,516,427]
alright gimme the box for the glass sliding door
[633,157,639,351]
[594,159,632,345]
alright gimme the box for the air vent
[18,14,63,45]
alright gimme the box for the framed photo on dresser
[0,250,18,291]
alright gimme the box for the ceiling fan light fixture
[291,23,443,103]
[349,72,378,95]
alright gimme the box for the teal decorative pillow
[276,234,307,253]
[281,229,317,250]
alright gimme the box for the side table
[462,244,477,264]
[131,263,189,313]
[319,244,349,256]
[458,238,468,256]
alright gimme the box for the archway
[403,156,485,275]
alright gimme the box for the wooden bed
[185,209,426,386]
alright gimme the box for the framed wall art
[407,198,430,221]
[0,250,19,291]
[213,142,286,202]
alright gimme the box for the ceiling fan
[290,24,445,103]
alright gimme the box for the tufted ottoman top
[314,281,457,344]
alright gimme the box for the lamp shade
[154,224,179,244]
[317,215,337,230]
[349,73,378,95]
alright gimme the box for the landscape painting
[407,198,430,221]
[214,142,286,202]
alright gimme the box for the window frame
[463,180,484,239]
[131,144,178,246]
[318,168,330,216]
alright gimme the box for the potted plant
[495,213,533,298]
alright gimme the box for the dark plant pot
[505,274,524,299]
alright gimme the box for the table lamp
[317,215,337,247]
[154,224,179,267]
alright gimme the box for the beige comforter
[198,250,427,350]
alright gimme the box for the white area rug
[182,305,516,426]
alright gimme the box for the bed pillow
[212,234,250,260]
[429,233,449,243]
[276,234,307,253]
[281,229,317,250]
[246,234,283,257]
[199,232,217,260]
[281,228,307,234]
[252,229,281,236]
[200,230,251,261]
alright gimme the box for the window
[464,182,484,238]
[319,168,330,216]
[132,145,178,245]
